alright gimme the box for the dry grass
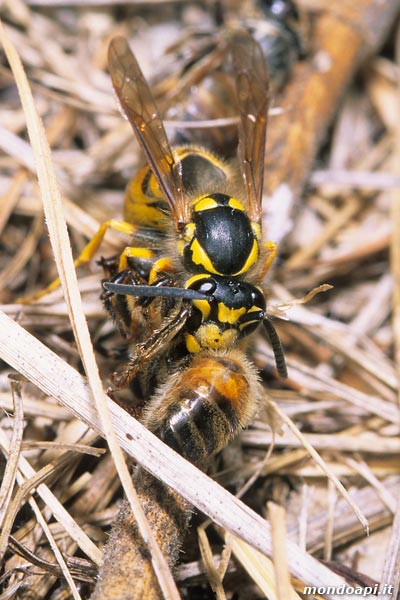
[0,1,399,599]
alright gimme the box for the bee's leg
[102,267,146,339]
[259,241,277,280]
[111,304,190,390]
[98,254,120,279]
[102,249,177,330]
[102,247,156,337]
[17,219,138,304]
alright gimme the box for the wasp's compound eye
[187,277,217,296]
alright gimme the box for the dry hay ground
[0,1,400,599]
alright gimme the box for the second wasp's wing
[108,36,190,228]
[231,31,269,224]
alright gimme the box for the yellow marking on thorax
[193,196,218,212]
[183,222,195,242]
[233,239,259,275]
[189,239,219,274]
[228,198,245,211]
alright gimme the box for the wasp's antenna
[263,317,288,378]
[103,281,212,302]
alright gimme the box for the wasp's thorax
[178,193,261,277]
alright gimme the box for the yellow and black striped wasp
[19,31,286,464]
[99,31,287,463]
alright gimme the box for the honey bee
[251,0,307,89]
[102,32,287,464]
[155,0,308,153]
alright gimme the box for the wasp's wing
[231,31,269,224]
[108,36,190,228]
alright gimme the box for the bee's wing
[108,36,190,228]
[231,31,269,224]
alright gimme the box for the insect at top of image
[155,0,308,154]
[103,31,288,396]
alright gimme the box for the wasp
[155,0,308,153]
[19,31,286,464]
[100,31,287,465]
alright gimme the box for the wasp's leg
[148,257,175,284]
[117,246,158,278]
[101,248,175,293]
[111,304,190,390]
[100,245,155,281]
[259,240,278,280]
[17,219,138,304]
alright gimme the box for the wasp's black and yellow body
[21,31,287,463]
[98,32,288,459]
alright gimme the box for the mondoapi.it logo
[303,583,393,596]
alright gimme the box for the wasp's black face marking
[184,274,266,351]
